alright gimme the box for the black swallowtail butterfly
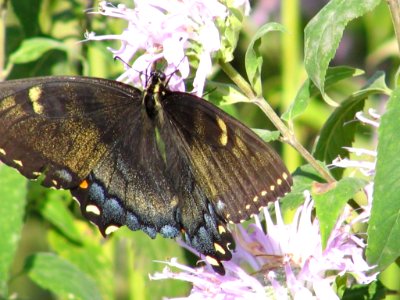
[0,72,292,274]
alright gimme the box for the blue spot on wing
[127,212,140,231]
[103,198,125,222]
[142,226,157,239]
[160,225,179,238]
[88,182,105,205]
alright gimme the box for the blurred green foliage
[1,0,400,299]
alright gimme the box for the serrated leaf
[245,22,285,96]
[0,166,27,296]
[304,0,380,105]
[312,177,366,248]
[282,66,364,122]
[10,37,69,64]
[26,253,103,300]
[314,72,389,179]
[367,87,400,272]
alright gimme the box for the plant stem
[219,61,336,183]
[281,0,302,172]
[0,0,7,79]
[387,0,400,53]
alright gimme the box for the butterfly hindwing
[159,90,292,224]
[71,112,180,238]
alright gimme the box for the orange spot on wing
[79,180,89,189]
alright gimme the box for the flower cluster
[151,191,376,299]
[86,1,379,299]
[86,0,231,95]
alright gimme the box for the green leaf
[245,22,285,96]
[220,7,244,62]
[48,229,114,299]
[323,66,365,90]
[39,190,82,243]
[341,279,386,300]
[367,87,400,271]
[313,98,365,179]
[113,228,190,299]
[205,82,250,105]
[314,72,388,179]
[252,129,280,142]
[11,0,42,37]
[281,78,312,123]
[26,253,103,300]
[0,166,27,297]
[10,37,69,64]
[282,66,364,122]
[280,163,327,213]
[304,0,381,106]
[313,177,366,248]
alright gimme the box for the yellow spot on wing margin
[13,160,23,167]
[205,255,220,266]
[214,243,226,255]
[218,225,226,234]
[86,204,101,215]
[105,225,119,235]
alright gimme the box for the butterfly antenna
[114,56,132,69]
[164,56,187,86]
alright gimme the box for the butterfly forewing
[0,77,136,187]
[0,76,181,236]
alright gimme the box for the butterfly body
[0,73,292,274]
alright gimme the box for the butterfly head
[144,71,167,93]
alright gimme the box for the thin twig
[219,61,336,183]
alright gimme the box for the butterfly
[0,71,292,274]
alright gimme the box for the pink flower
[150,192,376,299]
[86,0,231,95]
[150,258,266,300]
